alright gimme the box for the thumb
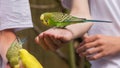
[35,36,40,45]
[82,33,89,39]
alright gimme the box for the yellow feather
[19,49,43,68]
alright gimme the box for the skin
[35,0,92,51]
[35,28,73,51]
[0,29,16,68]
[35,25,120,61]
[35,0,120,61]
[35,22,93,51]
[76,35,120,60]
[35,0,92,53]
[0,29,24,68]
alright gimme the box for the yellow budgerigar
[19,49,43,68]
[6,38,43,68]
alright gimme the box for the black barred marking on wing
[51,12,112,23]
[52,12,84,23]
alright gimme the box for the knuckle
[84,45,89,49]
[102,52,108,56]
[96,34,102,39]
[86,50,92,55]
[99,46,104,51]
[84,39,89,43]
[97,40,104,45]
[92,56,98,60]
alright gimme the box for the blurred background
[16,0,90,68]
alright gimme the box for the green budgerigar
[6,38,43,68]
[6,39,23,68]
[40,12,111,28]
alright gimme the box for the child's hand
[35,28,73,51]
[76,34,120,60]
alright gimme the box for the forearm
[65,0,93,39]
[0,29,16,64]
[65,23,93,39]
[70,0,91,18]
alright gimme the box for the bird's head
[40,12,53,26]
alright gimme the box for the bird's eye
[45,20,48,24]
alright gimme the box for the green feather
[6,38,25,68]
[40,12,112,28]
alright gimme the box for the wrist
[65,23,93,39]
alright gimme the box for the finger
[75,41,85,49]
[43,29,63,41]
[43,30,64,50]
[38,34,49,50]
[35,36,40,44]
[76,41,99,53]
[46,28,72,43]
[35,37,49,50]
[84,35,99,43]
[82,46,103,56]
[87,52,104,60]
[49,35,63,48]
[76,44,85,54]
[51,30,72,43]
[6,63,11,68]
[43,35,58,51]
[35,33,44,45]
[19,60,24,68]
[82,33,89,39]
